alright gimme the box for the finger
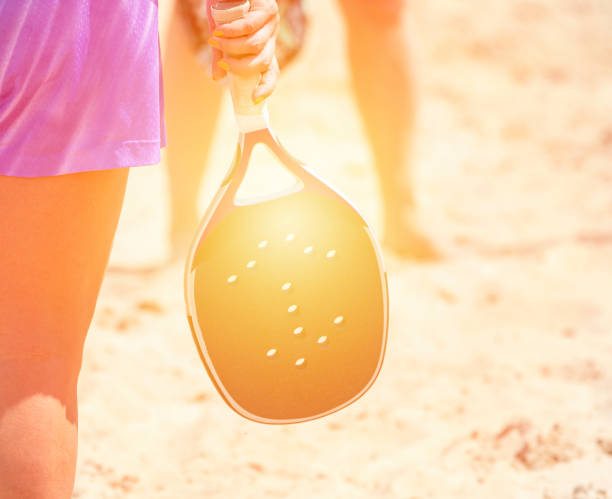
[213,8,278,39]
[253,57,279,103]
[211,47,226,81]
[218,35,275,78]
[208,18,276,57]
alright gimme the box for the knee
[339,0,408,29]
[0,356,81,423]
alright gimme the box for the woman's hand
[207,0,280,103]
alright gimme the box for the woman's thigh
[0,168,128,380]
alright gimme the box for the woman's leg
[337,0,438,259]
[0,168,128,498]
[162,0,223,258]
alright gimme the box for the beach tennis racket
[184,0,388,424]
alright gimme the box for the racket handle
[211,1,269,131]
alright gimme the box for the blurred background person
[163,0,439,261]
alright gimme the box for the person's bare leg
[337,0,438,259]
[162,0,223,259]
[0,169,128,498]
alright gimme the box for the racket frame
[184,125,389,424]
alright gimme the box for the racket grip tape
[211,1,268,120]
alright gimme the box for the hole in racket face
[234,143,303,205]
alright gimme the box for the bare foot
[383,212,441,261]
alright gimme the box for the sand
[72,0,612,497]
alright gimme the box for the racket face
[185,132,388,424]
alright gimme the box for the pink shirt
[0,0,166,177]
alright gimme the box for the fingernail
[213,30,224,37]
[217,60,230,71]
[207,38,220,49]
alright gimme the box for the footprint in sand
[136,299,164,314]
[572,483,608,499]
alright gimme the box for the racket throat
[234,106,271,134]
[233,138,304,205]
